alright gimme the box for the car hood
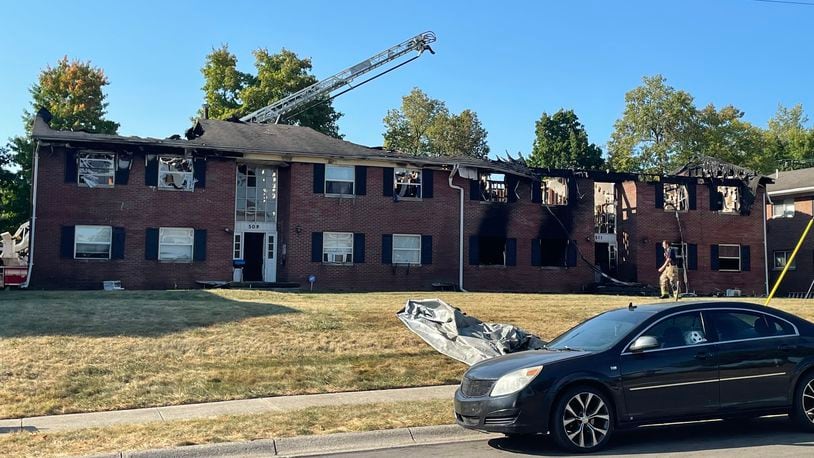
[464,349,591,380]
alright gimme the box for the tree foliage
[691,104,770,172]
[383,88,489,159]
[528,109,603,169]
[199,45,342,138]
[766,104,814,170]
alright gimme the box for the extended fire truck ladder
[240,31,437,124]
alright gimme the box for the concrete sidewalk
[0,384,458,433]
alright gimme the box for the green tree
[528,109,604,169]
[766,104,814,169]
[692,104,772,173]
[608,75,697,174]
[2,57,118,233]
[383,88,489,159]
[199,45,342,138]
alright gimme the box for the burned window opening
[664,183,688,212]
[478,236,506,265]
[480,173,508,203]
[541,177,568,206]
[538,238,568,266]
[594,182,616,234]
[78,152,115,188]
[158,156,194,191]
[394,168,422,199]
[717,185,740,214]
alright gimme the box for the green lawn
[0,290,809,419]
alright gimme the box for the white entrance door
[264,232,277,282]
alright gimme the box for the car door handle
[778,344,797,351]
[695,351,711,360]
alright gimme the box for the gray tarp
[396,298,546,366]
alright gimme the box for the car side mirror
[629,336,659,353]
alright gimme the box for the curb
[81,424,500,457]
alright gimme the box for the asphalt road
[317,416,814,457]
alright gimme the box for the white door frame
[264,231,277,282]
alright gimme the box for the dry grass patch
[0,399,453,458]
[0,290,809,418]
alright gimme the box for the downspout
[22,140,41,288]
[763,190,769,296]
[448,164,467,292]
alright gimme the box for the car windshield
[546,308,652,352]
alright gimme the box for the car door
[620,311,719,422]
[706,309,800,410]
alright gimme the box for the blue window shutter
[311,232,323,262]
[531,180,542,203]
[421,235,432,265]
[355,166,367,196]
[687,244,698,270]
[313,164,325,193]
[741,245,750,271]
[383,168,394,197]
[111,227,126,260]
[505,238,517,266]
[353,233,365,263]
[566,240,578,267]
[145,156,158,186]
[470,180,481,201]
[656,243,664,268]
[193,158,206,189]
[145,228,159,260]
[687,182,697,210]
[65,151,78,183]
[60,225,75,258]
[710,245,719,271]
[193,229,207,261]
[531,239,542,266]
[422,169,433,198]
[382,234,393,264]
[469,235,479,265]
[655,183,664,209]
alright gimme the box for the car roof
[608,300,774,316]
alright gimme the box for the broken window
[541,177,568,206]
[773,251,796,271]
[717,186,740,213]
[480,173,507,203]
[325,165,355,196]
[393,234,421,265]
[772,198,795,219]
[78,152,115,188]
[158,227,194,262]
[323,232,353,264]
[236,165,278,222]
[664,183,688,212]
[394,168,422,199]
[717,244,741,271]
[158,156,194,191]
[594,182,616,234]
[74,225,112,259]
[478,236,507,265]
[537,238,568,266]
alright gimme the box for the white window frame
[718,243,741,272]
[322,232,354,264]
[392,234,422,265]
[540,177,569,206]
[78,151,115,188]
[158,227,194,263]
[663,183,688,212]
[772,198,795,219]
[74,225,112,260]
[325,165,355,197]
[157,156,195,191]
[772,250,797,271]
[233,233,242,260]
[717,185,740,214]
[394,168,422,199]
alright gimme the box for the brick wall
[31,147,235,289]
[767,196,814,295]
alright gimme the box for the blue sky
[2,0,813,158]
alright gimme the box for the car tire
[792,371,814,431]
[551,385,614,453]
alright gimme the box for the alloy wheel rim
[562,392,610,448]
[803,381,814,424]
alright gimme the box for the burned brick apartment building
[27,109,771,293]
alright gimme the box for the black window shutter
[311,232,323,262]
[111,227,126,260]
[709,183,722,211]
[193,229,207,261]
[313,164,325,193]
[382,234,393,264]
[469,235,480,265]
[355,166,367,196]
[505,238,517,266]
[687,182,697,210]
[470,180,482,201]
[421,235,432,265]
[422,169,433,198]
[507,175,518,203]
[566,240,578,267]
[687,243,698,270]
[145,156,158,186]
[710,245,719,271]
[145,228,159,260]
[531,180,542,203]
[353,233,365,263]
[531,239,542,266]
[655,183,664,209]
[60,225,75,258]
[65,151,78,183]
[383,168,394,197]
[656,243,664,268]
[114,156,130,185]
[193,158,206,189]
[741,245,750,271]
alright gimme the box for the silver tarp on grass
[396,298,546,366]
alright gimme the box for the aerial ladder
[240,31,436,124]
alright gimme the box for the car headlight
[490,365,543,397]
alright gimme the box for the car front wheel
[793,371,814,431]
[551,386,614,452]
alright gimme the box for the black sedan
[454,301,814,452]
